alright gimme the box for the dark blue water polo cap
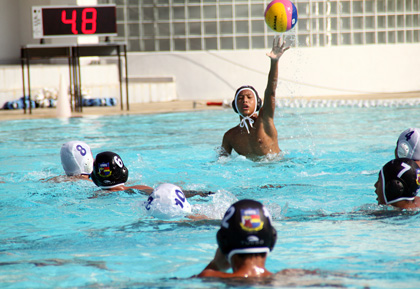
[380,158,420,204]
[216,199,277,264]
[91,151,128,189]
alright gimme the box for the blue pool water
[1,104,420,288]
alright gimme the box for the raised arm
[261,36,290,118]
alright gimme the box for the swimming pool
[1,103,420,288]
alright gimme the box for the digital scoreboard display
[32,5,117,38]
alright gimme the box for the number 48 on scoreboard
[32,5,117,38]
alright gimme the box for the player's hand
[266,35,290,60]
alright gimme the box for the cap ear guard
[384,179,405,203]
[397,141,411,158]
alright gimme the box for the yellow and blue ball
[264,0,298,33]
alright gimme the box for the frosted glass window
[251,20,265,33]
[173,7,185,20]
[340,1,351,14]
[205,37,217,50]
[117,7,125,20]
[298,19,309,32]
[143,39,155,51]
[414,15,420,26]
[236,37,249,49]
[236,21,249,34]
[341,18,351,31]
[406,15,413,27]
[377,0,386,12]
[397,30,404,42]
[142,24,154,36]
[365,1,375,13]
[298,34,309,46]
[158,7,169,20]
[189,38,202,50]
[188,6,201,19]
[341,33,351,45]
[397,15,405,27]
[365,17,375,29]
[330,18,338,31]
[251,4,264,18]
[128,24,139,36]
[219,5,233,18]
[220,21,233,34]
[353,17,363,30]
[174,39,186,50]
[128,7,139,21]
[397,0,405,11]
[329,2,338,15]
[129,40,140,51]
[117,24,125,37]
[173,23,186,36]
[189,22,201,36]
[221,37,233,49]
[388,15,396,27]
[158,23,170,37]
[387,0,396,12]
[378,16,386,28]
[142,7,154,21]
[406,30,413,42]
[297,3,308,16]
[203,6,217,19]
[354,33,363,44]
[235,5,248,18]
[378,32,386,43]
[353,1,363,14]
[252,36,265,49]
[159,39,170,51]
[204,22,217,35]
[366,32,375,44]
[388,31,396,42]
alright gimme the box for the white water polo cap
[60,141,94,176]
[397,128,420,160]
[232,86,262,134]
[144,183,192,219]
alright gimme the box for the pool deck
[1,91,420,121]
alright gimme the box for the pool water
[1,104,420,288]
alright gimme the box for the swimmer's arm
[183,190,215,198]
[220,133,233,157]
[262,36,290,118]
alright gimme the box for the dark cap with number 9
[91,151,128,189]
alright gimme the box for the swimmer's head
[376,158,420,205]
[217,199,277,264]
[91,151,128,189]
[396,128,420,160]
[144,183,191,219]
[60,141,93,176]
[232,85,262,116]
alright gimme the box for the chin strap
[239,116,254,134]
[235,88,258,134]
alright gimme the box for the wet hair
[380,158,420,204]
[232,85,262,114]
[91,151,128,189]
[216,199,277,263]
